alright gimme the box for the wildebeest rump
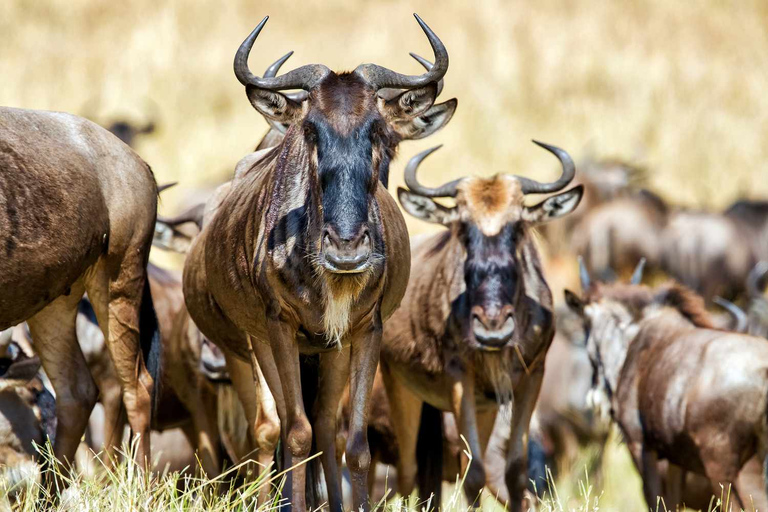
[565,267,768,510]
[380,142,583,509]
[0,107,161,481]
[183,14,451,511]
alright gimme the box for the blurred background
[4,0,768,231]
[4,2,768,509]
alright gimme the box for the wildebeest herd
[2,13,768,512]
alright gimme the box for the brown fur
[382,172,580,510]
[574,280,768,509]
[184,67,420,512]
[0,106,159,482]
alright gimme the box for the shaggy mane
[652,283,714,329]
[589,281,713,328]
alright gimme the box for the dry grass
[4,0,768,509]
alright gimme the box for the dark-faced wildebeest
[0,107,161,481]
[380,143,583,509]
[182,14,454,511]
[565,265,768,510]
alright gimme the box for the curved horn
[578,256,591,292]
[404,146,461,198]
[263,51,310,103]
[713,297,748,333]
[630,258,646,285]
[747,261,768,299]
[516,141,576,195]
[234,16,330,90]
[355,14,448,91]
[409,52,444,96]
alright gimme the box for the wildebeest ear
[380,82,439,122]
[523,185,584,223]
[397,187,458,225]
[246,86,303,124]
[564,289,585,316]
[394,99,457,140]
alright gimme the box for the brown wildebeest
[569,189,668,281]
[565,264,768,510]
[660,209,755,302]
[380,143,583,509]
[0,107,161,479]
[182,14,455,511]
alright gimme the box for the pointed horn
[747,261,768,299]
[234,16,329,90]
[404,146,461,198]
[516,141,576,195]
[355,14,448,91]
[157,182,178,194]
[578,256,592,292]
[630,258,647,285]
[713,297,748,333]
[263,51,309,103]
[409,52,444,96]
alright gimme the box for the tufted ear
[246,86,304,125]
[523,185,584,223]
[393,98,457,140]
[379,82,439,124]
[397,187,458,225]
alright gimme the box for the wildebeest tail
[139,275,162,415]
[300,354,324,509]
[416,402,443,509]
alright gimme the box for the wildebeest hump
[0,111,110,327]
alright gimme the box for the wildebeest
[725,199,768,263]
[0,107,161,481]
[570,189,668,281]
[0,332,55,501]
[660,209,756,301]
[565,264,768,510]
[183,14,454,511]
[380,143,583,509]
[746,261,768,338]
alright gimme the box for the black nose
[322,226,371,272]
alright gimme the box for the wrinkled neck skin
[585,303,640,416]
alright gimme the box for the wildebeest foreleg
[504,371,543,512]
[27,282,99,482]
[346,313,383,512]
[447,367,485,506]
[223,347,280,502]
[640,445,662,508]
[664,462,685,509]
[262,319,311,511]
[313,347,351,512]
[380,360,423,498]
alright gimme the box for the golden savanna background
[4,1,768,510]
